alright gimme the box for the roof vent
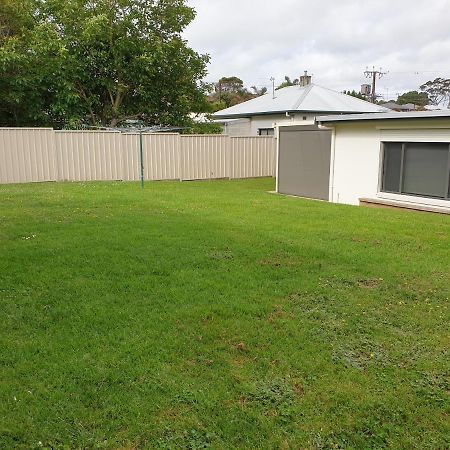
[299,70,312,87]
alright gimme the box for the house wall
[222,119,252,136]
[250,114,315,135]
[220,114,322,136]
[329,119,450,208]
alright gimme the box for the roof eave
[317,112,450,124]
[213,110,386,120]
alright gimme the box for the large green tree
[397,91,429,107]
[0,0,209,128]
[210,76,255,109]
[420,78,450,107]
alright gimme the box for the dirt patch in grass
[208,248,233,261]
[331,338,389,370]
[357,278,383,289]
[260,252,300,268]
[267,305,290,323]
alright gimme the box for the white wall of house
[328,119,450,208]
[220,114,316,136]
[222,118,252,136]
[250,114,315,135]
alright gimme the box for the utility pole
[364,67,387,103]
[270,77,275,99]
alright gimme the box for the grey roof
[317,110,450,124]
[212,84,389,119]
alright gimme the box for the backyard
[0,178,449,449]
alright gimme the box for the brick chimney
[299,70,312,87]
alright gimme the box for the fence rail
[0,129,276,184]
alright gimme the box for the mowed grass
[0,178,449,450]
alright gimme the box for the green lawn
[1,178,449,449]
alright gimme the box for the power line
[387,69,450,74]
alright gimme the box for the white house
[212,73,388,136]
[276,111,450,214]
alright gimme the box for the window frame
[380,141,450,201]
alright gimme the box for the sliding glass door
[382,142,450,200]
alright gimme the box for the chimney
[299,70,312,87]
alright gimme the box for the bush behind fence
[0,129,276,184]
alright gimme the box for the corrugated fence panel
[0,128,276,184]
[230,136,277,178]
[142,134,180,180]
[180,135,229,180]
[121,133,140,181]
[55,131,123,181]
[0,128,57,184]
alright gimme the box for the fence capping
[0,127,54,131]
[55,129,122,134]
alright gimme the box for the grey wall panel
[278,127,332,200]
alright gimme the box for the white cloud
[184,0,450,99]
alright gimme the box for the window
[381,142,450,200]
[258,128,274,136]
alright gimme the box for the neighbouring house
[382,102,417,112]
[276,111,450,214]
[212,72,389,136]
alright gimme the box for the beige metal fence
[55,131,124,181]
[230,136,276,179]
[0,128,276,184]
[180,135,229,181]
[0,128,57,183]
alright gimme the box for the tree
[0,2,84,127]
[210,76,254,108]
[185,121,223,134]
[0,0,209,128]
[0,0,32,39]
[397,91,429,107]
[276,75,299,90]
[420,78,450,107]
[251,86,267,96]
[343,90,367,101]
[217,76,245,93]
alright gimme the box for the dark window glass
[258,128,274,136]
[382,143,402,193]
[382,141,450,200]
[402,143,449,198]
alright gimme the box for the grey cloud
[184,0,450,97]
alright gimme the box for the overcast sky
[184,0,450,100]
